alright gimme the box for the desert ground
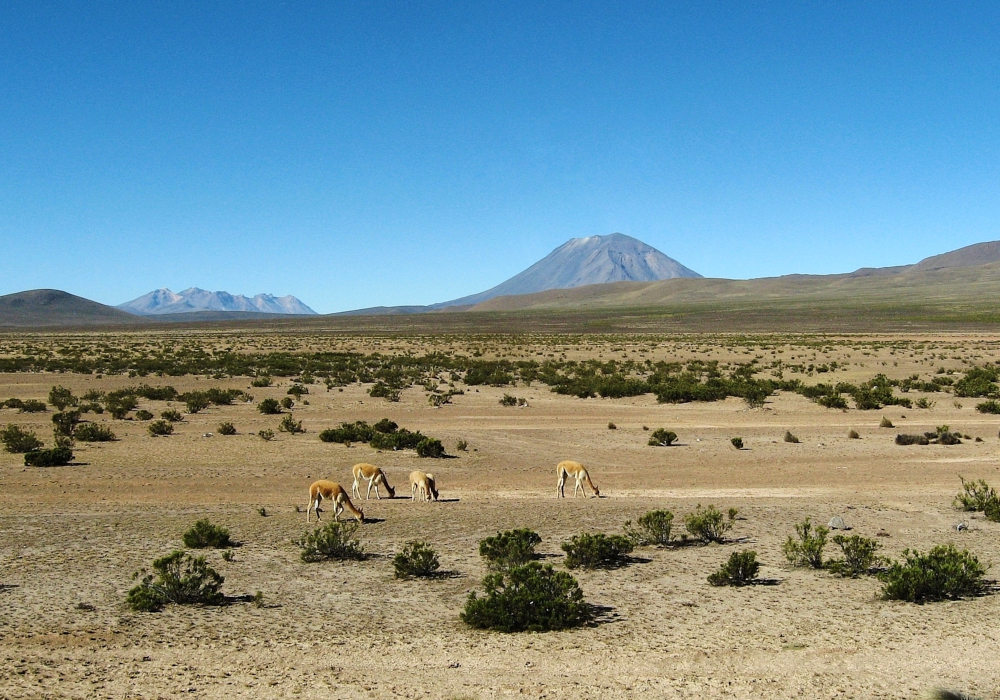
[1,332,999,699]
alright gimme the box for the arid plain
[1,332,999,699]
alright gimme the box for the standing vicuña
[351,463,396,500]
[307,480,365,523]
[409,470,439,501]
[556,460,600,498]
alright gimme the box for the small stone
[828,516,848,530]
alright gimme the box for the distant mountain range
[118,288,317,316]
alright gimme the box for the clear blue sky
[2,2,999,313]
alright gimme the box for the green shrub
[817,394,849,409]
[160,409,182,422]
[896,434,929,445]
[562,533,634,569]
[393,541,441,578]
[19,400,47,413]
[370,428,423,451]
[257,398,281,415]
[684,505,737,543]
[828,535,882,577]
[984,498,1000,523]
[183,392,211,414]
[479,529,541,571]
[182,519,233,549]
[297,521,365,562]
[954,477,996,511]
[499,394,528,407]
[1,424,43,453]
[369,382,401,401]
[730,437,744,449]
[48,385,77,411]
[258,429,275,441]
[783,431,800,444]
[880,416,894,428]
[51,410,82,437]
[280,397,294,410]
[456,439,469,451]
[320,421,374,443]
[648,429,677,446]
[976,400,1000,414]
[148,420,174,437]
[460,563,590,632]
[205,388,244,405]
[782,518,828,568]
[73,423,116,442]
[708,550,760,586]
[624,510,674,546]
[2,398,25,409]
[915,398,936,409]
[251,375,272,387]
[80,402,104,414]
[415,437,445,458]
[217,422,237,436]
[278,414,304,434]
[879,545,987,602]
[134,410,153,421]
[126,550,225,612]
[287,384,308,399]
[24,447,73,467]
[374,418,398,433]
[105,395,137,419]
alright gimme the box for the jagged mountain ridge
[429,233,701,309]
[118,288,317,315]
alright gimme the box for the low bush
[708,550,760,586]
[624,509,674,546]
[828,534,882,577]
[73,423,116,442]
[217,422,237,436]
[456,439,469,451]
[783,431,800,444]
[648,429,677,446]
[297,521,365,562]
[257,398,282,415]
[24,447,73,467]
[782,518,828,568]
[880,416,894,428]
[984,498,1000,523]
[51,410,82,438]
[80,402,104,414]
[415,437,445,458]
[730,437,744,449]
[607,421,616,430]
[320,420,374,443]
[684,505,737,543]
[19,400,47,413]
[915,398,936,409]
[48,385,77,411]
[126,550,225,612]
[562,533,634,569]
[460,563,590,632]
[2,398,25,410]
[954,476,997,511]
[479,529,541,571]
[848,429,860,439]
[258,429,275,441]
[160,409,182,422]
[1,424,44,453]
[896,434,929,445]
[183,519,233,549]
[182,392,211,414]
[134,410,153,421]
[393,541,441,578]
[976,400,1000,414]
[817,393,849,410]
[278,415,305,434]
[499,394,528,407]
[879,544,987,602]
[251,375,272,387]
[105,395,137,419]
[148,420,174,437]
[369,382,402,402]
[287,384,308,399]
[205,388,245,405]
[280,397,294,410]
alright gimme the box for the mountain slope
[119,288,316,315]
[0,289,143,327]
[430,233,700,309]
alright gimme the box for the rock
[828,516,849,530]
[955,521,968,532]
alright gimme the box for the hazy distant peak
[118,288,317,315]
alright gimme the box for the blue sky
[2,2,999,312]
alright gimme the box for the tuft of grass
[182,519,232,549]
[708,550,760,586]
[783,430,800,444]
[607,421,617,430]
[393,541,441,579]
[880,416,894,428]
[456,439,469,451]
[848,429,860,439]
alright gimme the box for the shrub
[895,434,929,445]
[624,510,674,546]
[848,429,860,439]
[369,382,402,402]
[499,394,528,407]
[80,402,104,414]
[684,505,737,543]
[817,393,849,409]
[134,410,153,421]
[217,422,237,436]
[251,375,272,387]
[954,477,997,511]
[183,392,211,414]
[782,518,828,568]
[19,400,47,413]
[73,423,116,442]
[828,535,882,577]
[783,431,800,444]
[879,545,987,602]
[915,398,936,409]
[415,437,445,458]
[258,429,275,441]
[126,550,225,612]
[479,529,541,571]
[976,400,1000,414]
[205,388,243,405]
[280,397,294,410]
[460,563,590,632]
[319,421,373,443]
[51,410,82,437]
[730,437,744,449]
[456,439,469,451]
[24,447,73,467]
[648,429,677,446]
[48,385,76,411]
[148,420,174,437]
[2,398,25,409]
[708,550,760,586]
[297,521,365,562]
[183,519,233,549]
[257,398,281,414]
[374,418,398,433]
[1,424,43,453]
[160,409,182,422]
[287,384,308,399]
[607,422,616,430]
[562,533,634,569]
[105,395,137,419]
[984,498,1000,523]
[393,541,441,578]
[278,414,304,434]
[880,416,894,428]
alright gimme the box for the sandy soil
[1,335,999,699]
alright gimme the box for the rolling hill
[0,290,143,328]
